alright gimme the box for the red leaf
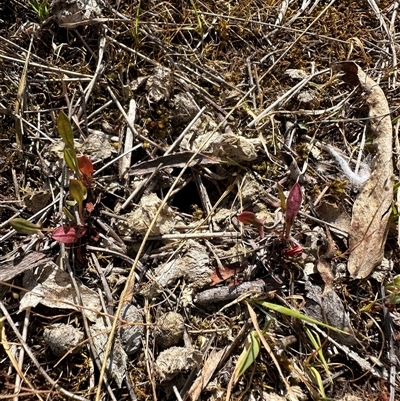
[210,263,245,286]
[52,226,86,244]
[78,156,94,175]
[285,182,302,238]
[237,211,266,238]
[284,242,303,258]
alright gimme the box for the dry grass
[0,0,399,400]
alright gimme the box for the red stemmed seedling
[11,111,96,246]
[237,182,304,257]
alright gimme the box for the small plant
[11,111,95,245]
[27,0,49,21]
[237,181,303,256]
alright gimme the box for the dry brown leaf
[188,348,225,401]
[19,262,101,322]
[0,251,50,281]
[333,62,393,279]
[209,263,245,286]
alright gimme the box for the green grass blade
[255,301,349,335]
[304,326,331,380]
[232,331,260,383]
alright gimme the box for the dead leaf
[116,193,174,236]
[188,348,226,401]
[180,115,258,162]
[209,263,245,286]
[332,62,393,279]
[129,151,220,176]
[315,201,350,235]
[19,262,101,322]
[23,190,52,213]
[143,240,211,297]
[82,130,114,160]
[0,251,50,281]
[146,66,173,102]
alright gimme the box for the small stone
[155,312,185,348]
[43,323,84,357]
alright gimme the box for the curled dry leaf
[19,262,101,322]
[209,263,245,286]
[332,62,393,279]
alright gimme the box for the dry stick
[0,197,60,244]
[388,1,398,88]
[0,53,93,78]
[94,87,256,401]
[143,298,157,401]
[246,57,256,110]
[120,99,136,178]
[93,143,142,178]
[15,37,33,149]
[367,0,397,88]
[275,0,290,26]
[120,163,163,210]
[0,315,43,401]
[380,284,397,401]
[13,308,34,401]
[106,86,164,151]
[0,301,89,401]
[164,106,206,156]
[196,10,348,45]
[193,172,214,232]
[310,323,384,379]
[91,254,115,316]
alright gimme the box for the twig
[13,308,34,401]
[63,257,118,401]
[0,53,93,78]
[106,86,164,151]
[120,99,136,179]
[164,106,205,156]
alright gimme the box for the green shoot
[27,0,49,21]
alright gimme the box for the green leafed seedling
[10,218,42,236]
[232,331,260,383]
[304,326,331,380]
[58,111,81,177]
[69,179,87,204]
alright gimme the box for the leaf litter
[0,1,399,401]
